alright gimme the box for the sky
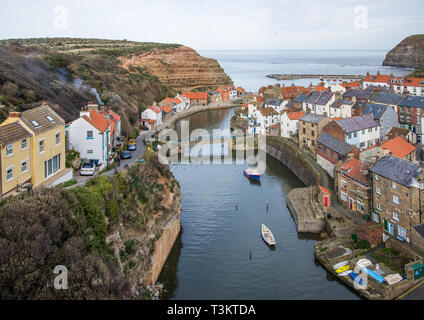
[0,0,423,51]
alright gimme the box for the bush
[59,178,78,188]
[355,239,371,250]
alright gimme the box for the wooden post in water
[250,249,252,260]
[266,201,269,212]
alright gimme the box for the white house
[66,109,111,169]
[329,99,353,119]
[280,111,305,138]
[265,98,285,113]
[229,88,238,100]
[330,84,347,94]
[140,105,162,130]
[402,78,424,97]
[254,107,279,134]
[177,94,191,110]
[314,91,335,116]
[362,74,391,89]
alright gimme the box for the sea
[198,50,414,92]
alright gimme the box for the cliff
[118,45,233,91]
[383,34,424,69]
[0,152,181,299]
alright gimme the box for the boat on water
[261,224,276,246]
[244,168,261,180]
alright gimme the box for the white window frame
[6,143,13,157]
[376,203,382,211]
[376,187,381,195]
[393,195,400,205]
[392,182,396,190]
[21,138,27,150]
[87,149,93,154]
[39,138,46,154]
[6,165,14,182]
[393,211,399,222]
[340,191,348,203]
[21,158,28,174]
[55,131,60,146]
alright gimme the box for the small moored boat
[244,168,261,180]
[261,224,276,246]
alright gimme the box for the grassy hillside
[408,67,424,78]
[0,38,180,136]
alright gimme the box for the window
[393,212,399,221]
[46,115,55,122]
[392,182,396,190]
[340,191,348,202]
[393,195,400,205]
[376,187,381,195]
[374,174,379,181]
[30,120,41,128]
[6,167,13,181]
[39,139,45,153]
[6,144,13,156]
[87,149,93,154]
[362,130,365,134]
[311,130,315,137]
[376,203,382,211]
[56,132,60,145]
[354,132,357,138]
[341,179,347,190]
[21,159,28,173]
[397,226,407,240]
[87,131,94,139]
[368,128,372,133]
[44,154,61,179]
[357,201,365,213]
[348,133,352,139]
[21,138,27,150]
[330,151,334,158]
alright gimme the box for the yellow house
[0,121,33,195]
[0,104,67,191]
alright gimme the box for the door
[349,198,354,210]
[389,222,394,235]
[324,196,328,207]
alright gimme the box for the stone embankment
[286,186,326,233]
[266,74,364,81]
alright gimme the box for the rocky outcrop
[383,35,424,69]
[118,46,233,91]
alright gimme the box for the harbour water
[158,108,359,299]
[199,50,413,91]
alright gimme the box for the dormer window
[30,120,41,128]
[46,115,55,122]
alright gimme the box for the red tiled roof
[82,110,109,133]
[364,74,391,83]
[340,158,369,184]
[162,106,172,113]
[313,86,327,92]
[182,92,208,100]
[319,185,330,195]
[150,105,162,114]
[381,136,416,159]
[403,77,424,88]
[287,111,305,120]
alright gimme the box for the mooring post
[236,204,238,211]
[266,201,269,212]
[250,249,252,260]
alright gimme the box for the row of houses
[363,73,424,96]
[141,86,244,130]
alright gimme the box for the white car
[80,162,96,176]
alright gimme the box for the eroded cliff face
[383,35,424,69]
[118,45,233,91]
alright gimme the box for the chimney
[41,100,47,106]
[347,152,354,160]
[8,111,21,118]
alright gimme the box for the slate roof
[0,121,32,145]
[294,94,308,103]
[318,133,354,155]
[20,105,65,135]
[315,91,334,106]
[414,225,424,238]
[265,98,283,106]
[299,113,324,124]
[370,155,422,187]
[342,88,373,100]
[399,95,424,109]
[371,92,403,105]
[304,92,320,104]
[335,114,379,133]
[362,103,389,120]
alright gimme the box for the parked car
[80,161,96,176]
[128,138,136,151]
[120,151,132,159]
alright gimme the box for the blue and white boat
[244,168,261,180]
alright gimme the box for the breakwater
[266,74,364,81]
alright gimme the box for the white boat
[244,168,261,180]
[338,270,353,277]
[261,224,276,246]
[356,258,373,268]
[333,261,349,270]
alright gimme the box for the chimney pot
[9,111,21,118]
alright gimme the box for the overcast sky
[0,0,423,51]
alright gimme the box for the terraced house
[334,158,371,216]
[370,156,424,243]
[0,104,69,194]
[397,95,424,143]
[0,120,33,195]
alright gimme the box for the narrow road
[68,131,150,189]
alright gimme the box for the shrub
[355,239,371,250]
